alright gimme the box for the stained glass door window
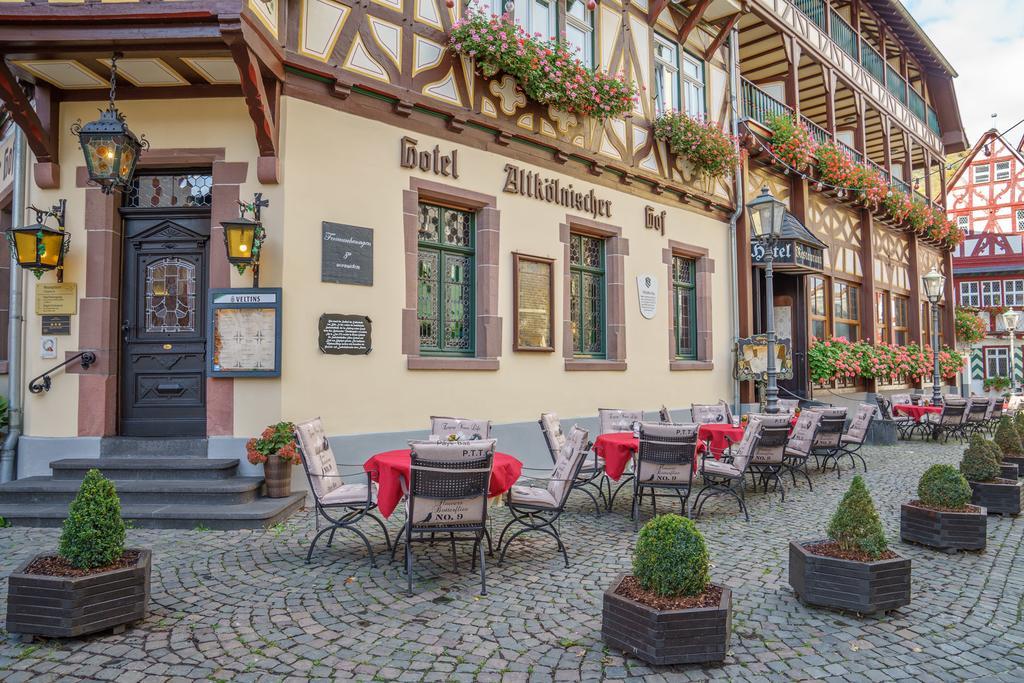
[570,233,605,358]
[417,203,475,355]
[145,257,196,333]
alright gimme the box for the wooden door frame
[71,149,248,437]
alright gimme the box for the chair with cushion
[875,395,919,440]
[824,403,874,474]
[659,405,673,423]
[539,412,604,515]
[776,398,800,415]
[691,402,730,425]
[783,411,822,490]
[631,422,698,529]
[398,439,496,595]
[890,393,912,407]
[599,408,644,510]
[806,407,848,473]
[745,414,792,500]
[927,398,968,443]
[293,418,391,566]
[964,397,990,438]
[430,416,491,441]
[692,418,764,522]
[988,398,1004,435]
[499,426,590,567]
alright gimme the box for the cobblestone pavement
[2,441,1024,682]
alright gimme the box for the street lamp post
[921,267,946,405]
[1003,308,1021,394]
[747,187,786,414]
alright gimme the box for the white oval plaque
[637,274,658,320]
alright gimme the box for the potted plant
[962,435,1022,516]
[246,421,301,498]
[994,416,1024,469]
[901,464,985,551]
[789,475,910,615]
[602,514,730,666]
[6,469,150,639]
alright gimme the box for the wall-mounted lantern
[6,200,70,281]
[70,53,149,194]
[221,193,269,286]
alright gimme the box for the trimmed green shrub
[58,469,126,569]
[0,515,9,528]
[633,514,710,598]
[917,464,972,509]
[826,475,888,559]
[960,436,1001,483]
[995,417,1023,456]
[1015,411,1024,442]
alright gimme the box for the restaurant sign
[502,164,612,219]
[750,239,824,271]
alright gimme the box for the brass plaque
[513,254,554,352]
[35,282,78,316]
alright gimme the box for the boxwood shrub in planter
[6,469,151,639]
[603,514,730,666]
[962,435,1023,516]
[994,417,1024,469]
[790,476,910,615]
[901,464,986,551]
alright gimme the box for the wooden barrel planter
[788,541,910,615]
[969,479,1023,516]
[6,549,151,638]
[900,502,986,551]
[602,575,731,666]
[263,457,292,498]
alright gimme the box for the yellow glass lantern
[6,201,70,280]
[220,193,269,286]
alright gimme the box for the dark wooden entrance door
[774,273,809,399]
[119,214,210,436]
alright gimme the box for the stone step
[50,458,239,481]
[0,476,265,506]
[100,436,208,458]
[0,494,306,530]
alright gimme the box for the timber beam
[0,59,59,189]
[222,19,280,184]
[704,13,741,61]
[678,0,713,44]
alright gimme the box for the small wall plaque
[35,282,77,315]
[636,274,658,320]
[318,314,371,355]
[41,315,71,335]
[513,253,555,352]
[322,222,373,286]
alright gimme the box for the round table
[697,424,746,456]
[593,433,637,481]
[363,450,523,518]
[893,404,942,422]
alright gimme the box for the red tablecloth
[697,424,746,456]
[593,433,637,481]
[894,404,942,422]
[363,450,523,518]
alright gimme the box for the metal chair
[825,403,874,474]
[988,398,1004,435]
[429,416,491,440]
[875,395,919,440]
[693,418,763,522]
[890,393,912,407]
[691,402,730,425]
[539,412,604,515]
[659,405,673,423]
[631,422,698,529]
[599,408,644,510]
[927,399,969,442]
[807,407,848,475]
[498,426,590,567]
[783,411,822,490]
[293,418,392,567]
[963,397,990,438]
[776,398,800,415]
[397,439,495,596]
[745,414,792,500]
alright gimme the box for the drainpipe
[0,128,26,483]
[727,27,744,417]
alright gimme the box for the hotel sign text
[502,164,612,219]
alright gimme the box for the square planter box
[602,574,731,666]
[1001,463,1020,480]
[6,549,151,638]
[900,502,986,551]
[970,479,1023,516]
[788,540,910,615]
[1002,455,1024,471]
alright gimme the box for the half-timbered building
[948,129,1024,394]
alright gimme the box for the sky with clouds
[901,0,1024,148]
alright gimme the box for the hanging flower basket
[654,111,740,182]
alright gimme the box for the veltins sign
[322,222,373,286]
[636,274,658,320]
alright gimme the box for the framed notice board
[512,253,555,352]
[208,288,282,377]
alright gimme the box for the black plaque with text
[322,222,373,286]
[41,315,71,335]
[318,314,372,355]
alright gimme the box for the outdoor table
[593,433,637,481]
[363,449,523,518]
[697,424,745,456]
[893,404,942,422]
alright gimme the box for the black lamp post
[922,267,946,405]
[747,186,786,414]
[221,193,269,286]
[5,200,70,281]
[70,53,148,194]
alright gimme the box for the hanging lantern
[6,201,70,281]
[221,193,270,286]
[70,53,148,194]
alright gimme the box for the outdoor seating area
[879,392,1010,443]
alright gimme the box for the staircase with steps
[0,438,305,530]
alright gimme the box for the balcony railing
[800,115,832,146]
[837,140,863,164]
[742,79,792,126]
[892,177,910,194]
[867,159,889,181]
[789,0,940,137]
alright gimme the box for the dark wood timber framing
[0,64,59,188]
[704,13,741,61]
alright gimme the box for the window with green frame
[570,233,605,357]
[417,203,475,355]
[673,256,697,359]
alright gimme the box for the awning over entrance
[750,212,827,273]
